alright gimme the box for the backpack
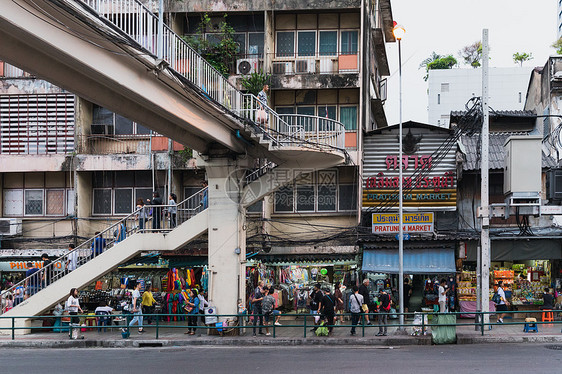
[492,292,501,304]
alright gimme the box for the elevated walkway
[0,0,347,165]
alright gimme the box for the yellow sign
[372,212,434,234]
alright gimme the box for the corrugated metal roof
[362,248,455,274]
[450,110,536,120]
[460,133,557,171]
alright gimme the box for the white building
[427,67,533,128]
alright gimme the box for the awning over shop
[466,239,562,261]
[362,247,456,274]
[251,254,357,266]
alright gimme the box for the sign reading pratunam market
[372,212,434,234]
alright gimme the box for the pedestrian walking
[66,288,84,340]
[318,287,336,334]
[184,289,200,335]
[198,290,209,324]
[358,279,372,325]
[495,280,509,323]
[252,280,265,337]
[309,283,323,331]
[438,279,447,313]
[136,199,148,232]
[168,193,177,228]
[148,191,163,230]
[115,222,126,243]
[91,232,107,256]
[3,294,14,313]
[200,182,208,210]
[376,289,391,336]
[349,285,364,336]
[403,278,413,313]
[25,262,40,298]
[256,84,270,127]
[41,253,52,287]
[66,244,78,274]
[126,282,144,334]
[142,284,157,325]
[261,287,277,336]
[334,282,345,323]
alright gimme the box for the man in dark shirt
[41,253,52,287]
[543,288,554,310]
[309,284,323,331]
[252,281,265,336]
[318,288,336,333]
[404,278,413,312]
[358,279,372,324]
[376,290,392,336]
[25,262,40,298]
[149,192,163,230]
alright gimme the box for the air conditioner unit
[0,218,23,236]
[91,124,114,135]
[296,59,315,74]
[236,58,258,75]
[319,57,336,74]
[547,168,562,202]
[273,62,293,75]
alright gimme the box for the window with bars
[3,189,72,217]
[0,94,75,154]
[273,170,356,213]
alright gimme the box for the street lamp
[393,23,406,331]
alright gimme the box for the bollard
[12,317,15,340]
[304,314,307,338]
[155,316,159,340]
[361,313,365,337]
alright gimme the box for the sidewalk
[0,316,561,348]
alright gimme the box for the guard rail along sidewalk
[1,310,561,340]
[0,187,208,313]
[78,0,345,151]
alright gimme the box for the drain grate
[138,342,163,348]
[544,345,562,350]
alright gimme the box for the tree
[512,52,533,66]
[419,52,457,81]
[459,41,483,68]
[182,14,239,77]
[552,38,562,55]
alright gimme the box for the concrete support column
[75,172,92,238]
[205,159,247,319]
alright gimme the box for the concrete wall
[161,0,361,13]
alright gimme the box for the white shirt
[497,287,506,305]
[95,306,113,314]
[198,294,209,312]
[438,286,446,303]
[66,295,80,312]
[67,251,78,271]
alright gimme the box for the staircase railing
[77,0,345,151]
[0,187,208,313]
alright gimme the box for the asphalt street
[3,344,561,373]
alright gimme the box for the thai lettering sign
[372,212,434,234]
[363,154,457,208]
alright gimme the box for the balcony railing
[0,62,33,78]
[270,53,360,75]
[78,0,346,152]
[76,134,150,155]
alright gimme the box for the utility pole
[480,29,491,326]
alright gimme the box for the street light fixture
[393,23,406,331]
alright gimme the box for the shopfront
[361,123,459,312]
[246,254,360,314]
[462,238,562,318]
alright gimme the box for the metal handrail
[77,0,345,151]
[1,309,560,340]
[0,187,208,312]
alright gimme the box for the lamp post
[393,23,406,331]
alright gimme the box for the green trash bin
[431,314,456,344]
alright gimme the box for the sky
[384,0,559,125]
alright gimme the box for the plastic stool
[523,317,538,333]
[542,310,554,322]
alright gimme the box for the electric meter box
[503,135,542,195]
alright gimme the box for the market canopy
[362,247,455,274]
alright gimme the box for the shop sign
[372,212,434,234]
[0,261,64,272]
[363,127,457,210]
